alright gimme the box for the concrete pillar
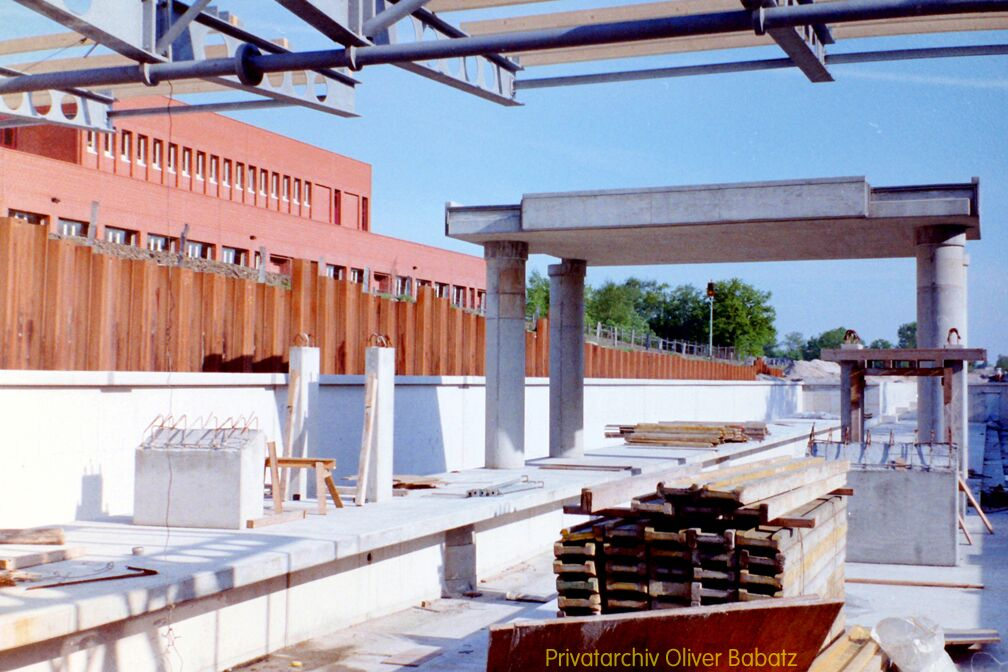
[484,241,528,469]
[915,225,967,444]
[443,524,476,596]
[548,259,587,458]
[365,346,395,503]
[288,347,320,499]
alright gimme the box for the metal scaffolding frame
[0,0,1006,128]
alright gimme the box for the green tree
[777,332,805,360]
[647,284,707,342]
[525,270,549,320]
[585,281,651,333]
[709,279,777,358]
[869,338,894,349]
[803,327,848,360]
[897,321,917,348]
[996,354,1008,369]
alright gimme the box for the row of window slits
[85,129,320,211]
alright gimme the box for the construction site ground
[233,509,1006,672]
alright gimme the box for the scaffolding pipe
[2,0,1007,95]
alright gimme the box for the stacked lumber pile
[605,421,769,446]
[555,457,848,617]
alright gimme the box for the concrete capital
[483,240,528,261]
[914,225,968,247]
[547,259,587,278]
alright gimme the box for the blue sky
[6,2,1007,356]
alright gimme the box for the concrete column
[288,347,320,499]
[443,524,476,596]
[365,346,395,503]
[484,241,528,469]
[915,225,967,444]
[548,259,587,458]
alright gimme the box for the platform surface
[0,419,826,654]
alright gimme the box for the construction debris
[809,625,888,672]
[0,527,66,545]
[606,421,769,447]
[555,458,849,617]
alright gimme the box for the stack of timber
[556,457,849,618]
[606,421,769,447]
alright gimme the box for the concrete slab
[0,419,826,668]
[446,177,980,265]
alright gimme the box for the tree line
[526,272,918,361]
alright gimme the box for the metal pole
[708,298,714,359]
[3,0,1005,95]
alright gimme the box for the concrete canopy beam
[445,177,980,266]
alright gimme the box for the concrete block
[443,544,476,581]
[133,429,266,529]
[846,467,958,566]
[366,347,395,504]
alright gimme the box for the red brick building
[0,97,486,308]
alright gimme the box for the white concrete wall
[802,380,917,419]
[0,371,802,528]
[971,383,1008,423]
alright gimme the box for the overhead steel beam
[12,0,162,62]
[364,0,433,37]
[3,0,1007,95]
[273,0,367,46]
[109,99,291,118]
[0,85,111,131]
[514,43,1008,89]
[156,0,214,55]
[0,65,114,104]
[744,0,831,83]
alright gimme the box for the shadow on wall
[765,382,800,422]
[76,467,108,521]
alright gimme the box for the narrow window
[103,132,113,157]
[221,247,247,265]
[85,131,96,153]
[362,196,370,231]
[195,152,205,180]
[282,176,289,201]
[168,144,177,173]
[235,163,244,190]
[209,155,218,183]
[259,169,267,195]
[182,148,191,176]
[104,226,138,246]
[57,218,88,237]
[222,159,231,186]
[120,131,131,162]
[293,179,300,204]
[136,134,147,165]
[270,173,278,198]
[304,182,311,207]
[152,140,162,169]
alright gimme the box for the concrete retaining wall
[0,371,801,528]
[802,380,917,419]
[971,383,1008,423]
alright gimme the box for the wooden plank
[845,577,983,590]
[943,629,1001,648]
[273,457,336,468]
[267,440,283,514]
[315,461,327,515]
[0,546,85,570]
[727,460,849,505]
[0,32,90,56]
[0,527,65,545]
[959,476,994,534]
[355,373,378,506]
[487,597,844,672]
[959,514,974,545]
[324,473,344,508]
[245,510,307,528]
[748,473,848,523]
[567,464,702,514]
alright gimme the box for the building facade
[0,97,486,308]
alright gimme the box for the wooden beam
[959,476,995,534]
[487,597,844,672]
[0,527,65,545]
[427,0,549,11]
[0,32,90,56]
[483,14,1008,67]
[245,510,307,528]
[0,546,85,570]
[845,577,983,590]
[821,347,987,363]
[565,463,702,515]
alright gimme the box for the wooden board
[566,464,702,515]
[246,510,307,528]
[0,527,65,545]
[0,546,85,570]
[487,597,843,672]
